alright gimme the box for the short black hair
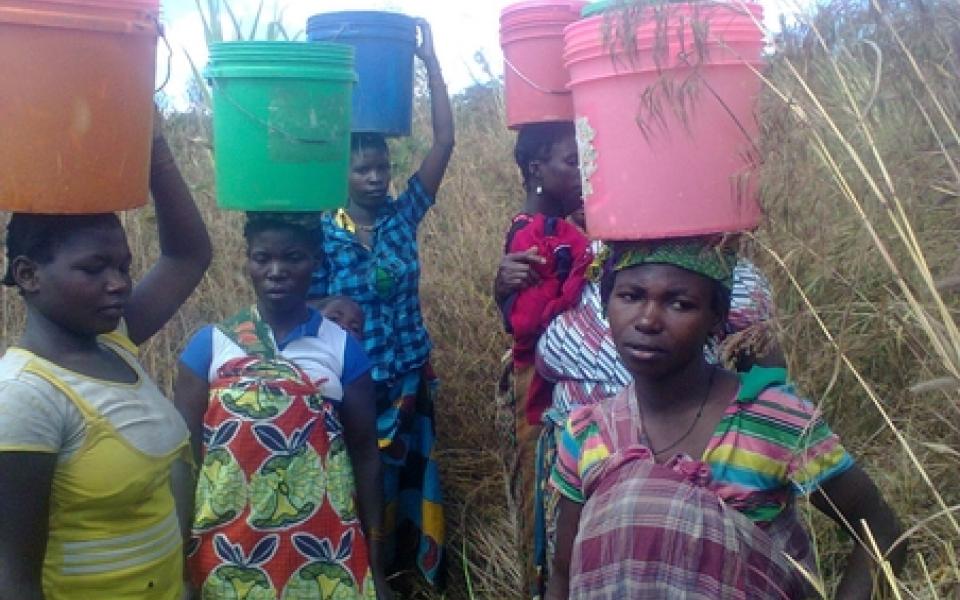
[242,215,322,249]
[3,213,122,287]
[514,121,576,189]
[350,132,389,156]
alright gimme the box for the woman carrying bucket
[0,112,213,600]
[545,239,906,599]
[174,213,393,600]
[310,17,454,587]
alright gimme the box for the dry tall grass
[2,0,960,598]
[755,0,960,596]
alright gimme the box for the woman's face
[536,133,582,217]
[606,264,721,380]
[246,228,318,314]
[348,147,392,211]
[19,224,132,336]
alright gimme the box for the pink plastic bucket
[564,3,765,240]
[500,0,587,129]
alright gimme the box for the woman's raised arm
[124,112,212,345]
[412,19,455,198]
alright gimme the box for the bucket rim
[306,10,416,28]
[563,24,765,49]
[209,40,354,59]
[0,3,159,34]
[306,30,418,44]
[562,7,764,60]
[501,23,584,45]
[500,0,587,20]
[305,14,417,43]
[307,9,415,20]
[580,0,762,18]
[205,64,357,81]
[7,0,159,9]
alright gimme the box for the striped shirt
[552,368,854,523]
[536,259,775,416]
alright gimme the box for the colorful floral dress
[186,308,376,599]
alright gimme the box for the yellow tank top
[15,335,188,600]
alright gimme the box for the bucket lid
[207,41,355,80]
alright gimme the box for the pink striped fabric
[568,389,816,599]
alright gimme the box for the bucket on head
[500,0,587,129]
[306,11,416,137]
[0,0,160,214]
[564,2,765,240]
[205,41,355,212]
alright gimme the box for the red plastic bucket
[0,0,160,214]
[564,2,765,240]
[500,0,587,129]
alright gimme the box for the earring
[535,185,543,195]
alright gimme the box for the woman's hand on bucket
[411,16,454,199]
[414,18,436,63]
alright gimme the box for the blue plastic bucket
[307,11,416,137]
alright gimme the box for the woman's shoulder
[0,352,79,453]
[0,350,72,397]
[736,367,830,430]
[566,387,629,434]
[0,348,34,378]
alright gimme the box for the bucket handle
[209,79,337,147]
[504,57,570,96]
[152,15,173,93]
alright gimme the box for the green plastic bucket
[206,41,355,211]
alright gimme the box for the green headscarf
[590,238,738,291]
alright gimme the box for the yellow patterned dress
[187,308,376,599]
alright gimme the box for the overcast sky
[158,0,792,107]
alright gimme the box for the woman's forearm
[351,446,384,541]
[424,58,454,151]
[548,497,583,600]
[350,443,386,578]
[834,511,907,599]
[150,136,212,267]
[413,57,455,197]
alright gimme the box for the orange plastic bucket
[564,3,765,240]
[500,0,586,129]
[0,0,160,214]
